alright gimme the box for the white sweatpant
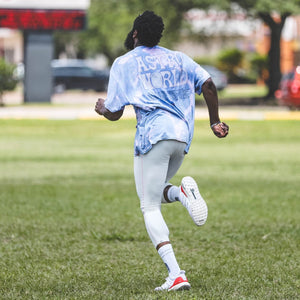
[134,140,186,247]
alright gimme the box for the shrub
[194,56,218,67]
[216,48,244,83]
[0,58,17,105]
[249,53,268,82]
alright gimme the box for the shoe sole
[168,282,191,291]
[181,176,208,226]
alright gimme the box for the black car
[52,60,109,93]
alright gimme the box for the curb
[0,105,299,120]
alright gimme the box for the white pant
[134,140,186,247]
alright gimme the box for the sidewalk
[0,90,299,120]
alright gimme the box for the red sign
[0,9,86,30]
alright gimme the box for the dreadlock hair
[133,11,164,47]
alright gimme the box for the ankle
[167,185,181,202]
[163,185,173,203]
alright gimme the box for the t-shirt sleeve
[104,59,130,112]
[181,53,210,95]
[194,64,211,95]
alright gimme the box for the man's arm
[202,78,229,138]
[95,98,124,121]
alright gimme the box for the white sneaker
[155,270,191,291]
[180,176,208,226]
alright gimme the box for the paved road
[0,90,299,120]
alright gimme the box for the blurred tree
[53,31,87,59]
[0,59,17,106]
[82,0,133,64]
[232,0,300,98]
[84,0,200,64]
[53,0,233,64]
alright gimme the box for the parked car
[202,65,228,91]
[52,59,109,93]
[275,66,300,109]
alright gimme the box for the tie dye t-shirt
[104,46,210,156]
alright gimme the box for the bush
[193,56,218,67]
[249,53,268,82]
[216,48,244,83]
[194,49,268,84]
[0,58,17,105]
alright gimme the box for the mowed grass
[218,84,268,99]
[0,119,299,300]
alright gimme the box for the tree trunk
[267,23,282,98]
[258,13,290,99]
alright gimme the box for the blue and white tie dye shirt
[104,45,210,156]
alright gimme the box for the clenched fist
[211,122,229,138]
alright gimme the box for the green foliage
[195,51,269,84]
[0,59,17,103]
[249,52,268,80]
[216,48,244,82]
[85,0,134,63]
[85,0,195,64]
[190,0,300,96]
[217,48,243,69]
[53,31,88,59]
[211,49,268,84]
[232,0,300,96]
[234,0,300,14]
[193,55,218,67]
[0,119,299,299]
[54,0,196,64]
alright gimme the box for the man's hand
[95,98,124,121]
[211,122,229,138]
[95,98,106,116]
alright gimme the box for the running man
[95,11,229,291]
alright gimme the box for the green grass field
[0,119,299,299]
[219,84,268,99]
